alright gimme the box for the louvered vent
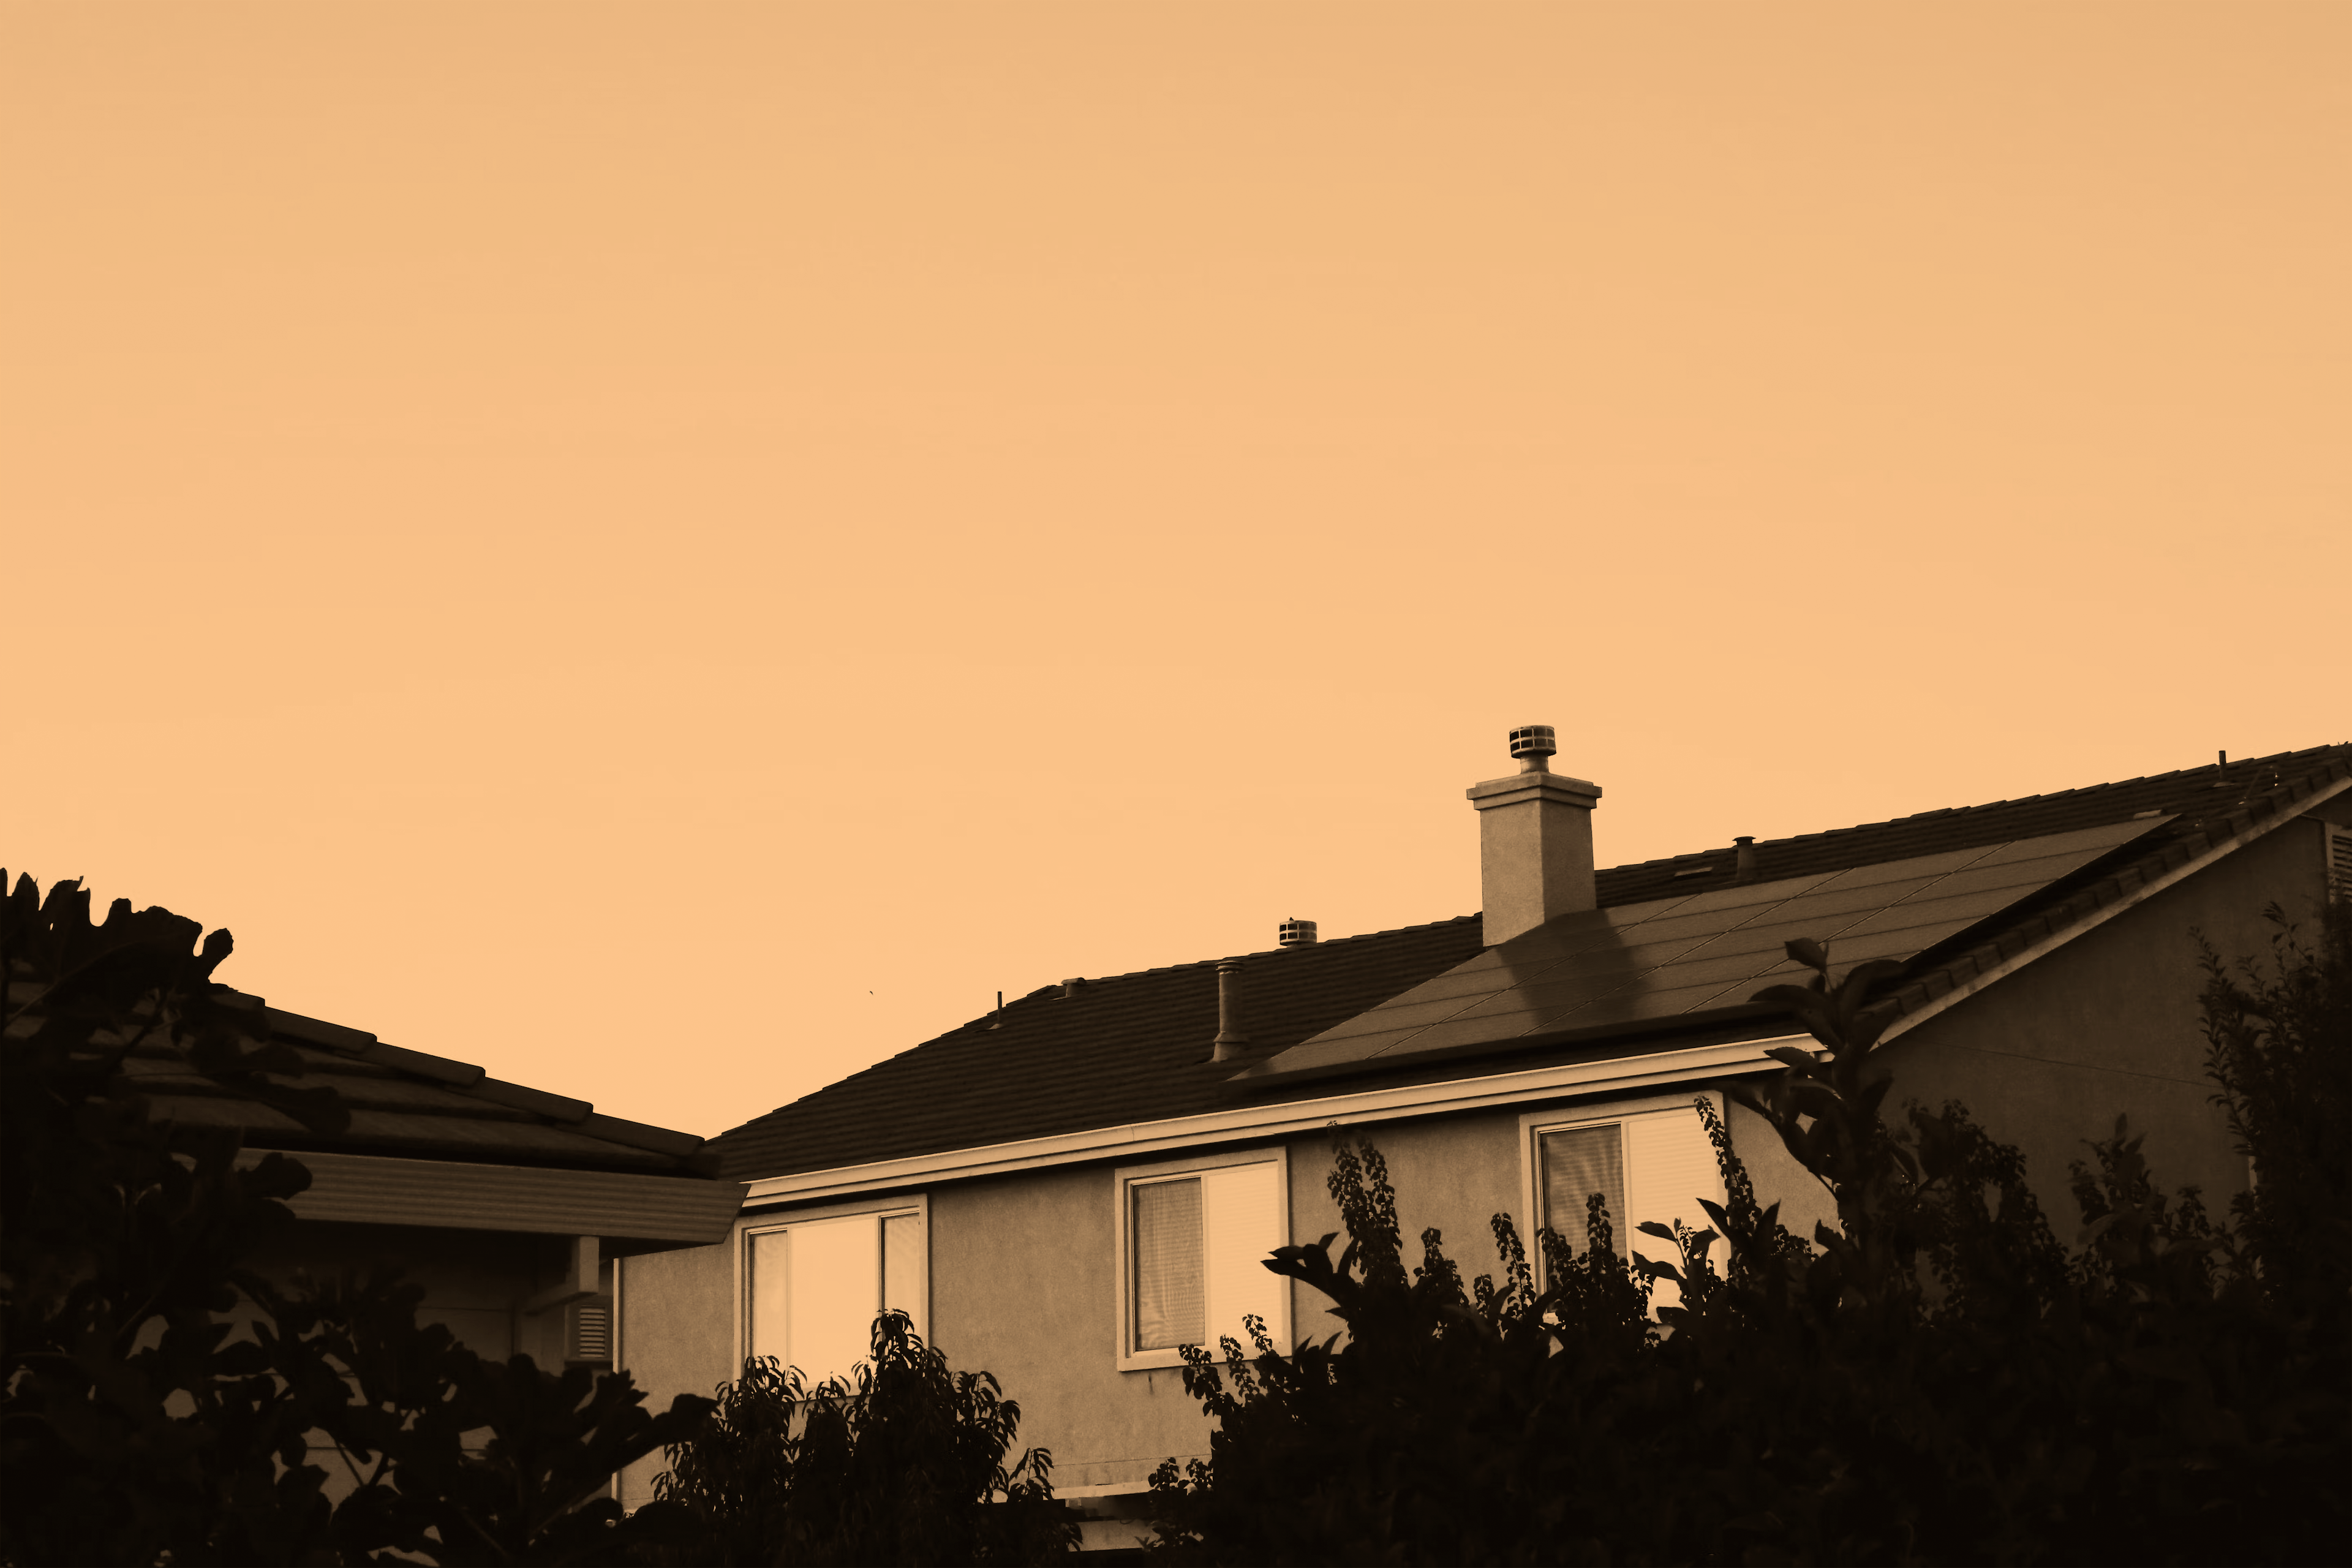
[2328,824,2352,904]
[565,1297,613,1365]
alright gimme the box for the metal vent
[2328,824,2352,905]
[1278,919,1318,947]
[565,1297,613,1365]
[1507,725,1557,762]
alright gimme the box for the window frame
[1518,1090,1725,1297]
[1112,1146,1291,1374]
[735,1191,930,1376]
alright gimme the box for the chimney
[1277,918,1318,947]
[1734,835,1758,883]
[1212,960,1251,1061]
[1466,725,1602,946]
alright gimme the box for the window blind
[1133,1178,1205,1350]
[1541,1123,1627,1254]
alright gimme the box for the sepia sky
[6,4,2346,1137]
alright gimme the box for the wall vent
[565,1297,613,1365]
[2327,823,2352,905]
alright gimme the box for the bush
[1,872,710,1566]
[643,1311,1077,1565]
[1145,932,2350,1566]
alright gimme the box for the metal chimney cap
[1278,919,1319,947]
[1508,725,1556,772]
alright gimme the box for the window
[744,1201,924,1384]
[1522,1096,1726,1313]
[1114,1150,1289,1371]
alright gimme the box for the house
[124,990,745,1379]
[614,736,2352,1550]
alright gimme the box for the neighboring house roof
[125,991,718,1180]
[714,744,2352,1185]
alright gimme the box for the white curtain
[1201,1163,1284,1353]
[1625,1107,1727,1313]
[748,1215,884,1384]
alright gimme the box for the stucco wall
[1877,809,2334,1224]
[616,1235,737,1509]
[612,1095,1798,1508]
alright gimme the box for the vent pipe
[1212,960,1251,1061]
[1734,836,1758,883]
[1278,918,1318,947]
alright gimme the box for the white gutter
[742,1034,1805,1207]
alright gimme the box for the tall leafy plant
[1,872,710,1566]
[1146,933,2348,1566]
[647,1311,1075,1565]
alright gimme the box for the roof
[713,917,1488,1183]
[714,743,2352,1184]
[127,992,720,1179]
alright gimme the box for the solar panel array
[1242,816,2165,1080]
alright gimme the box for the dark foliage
[1146,929,2350,1566]
[1,872,709,1566]
[644,1311,1076,1565]
[2197,900,2351,1332]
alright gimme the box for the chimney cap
[1508,725,1556,772]
[1278,918,1319,947]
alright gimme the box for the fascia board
[1882,774,2352,1045]
[235,1148,747,1247]
[741,1035,1807,1207]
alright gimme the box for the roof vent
[1508,725,1556,773]
[1735,835,1758,883]
[1212,960,1251,1061]
[1278,918,1318,947]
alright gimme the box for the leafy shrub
[1146,932,2349,1566]
[643,1311,1076,1565]
[1,872,709,1566]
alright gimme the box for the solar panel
[1237,814,2168,1081]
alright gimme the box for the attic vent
[1508,725,1557,764]
[1278,919,1318,947]
[564,1297,612,1365]
[2328,824,2352,905]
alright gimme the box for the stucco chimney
[1466,725,1602,946]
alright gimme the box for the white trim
[609,1253,625,1504]
[736,1193,930,1375]
[1112,1146,1291,1374]
[744,1037,1803,1207]
[1882,776,2352,1044]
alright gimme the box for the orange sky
[6,4,2346,1137]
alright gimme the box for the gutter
[740,1033,1806,1208]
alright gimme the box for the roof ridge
[998,913,1483,993]
[1600,742,2352,872]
